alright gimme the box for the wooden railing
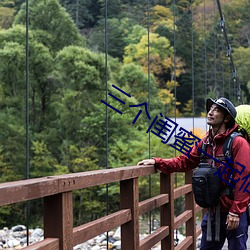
[0,165,203,250]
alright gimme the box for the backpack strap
[222,132,243,200]
[200,142,208,163]
[223,131,242,160]
[200,141,219,241]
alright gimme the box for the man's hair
[221,108,235,128]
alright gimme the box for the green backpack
[235,105,250,142]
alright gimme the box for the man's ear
[224,114,232,123]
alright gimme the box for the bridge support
[120,178,140,250]
[185,171,197,250]
[160,172,174,250]
[44,192,73,250]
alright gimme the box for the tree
[0,25,55,132]
[116,62,163,114]
[48,46,109,166]
[86,17,139,60]
[124,31,185,85]
[14,0,84,52]
[0,6,15,29]
[234,46,250,102]
[147,5,174,33]
[123,31,184,115]
[61,0,101,29]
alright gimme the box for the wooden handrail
[0,165,203,250]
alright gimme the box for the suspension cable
[173,1,176,123]
[25,0,30,245]
[216,0,242,104]
[219,35,225,96]
[104,0,109,248]
[191,0,195,126]
[203,0,207,98]
[213,0,217,95]
[172,0,179,245]
[147,0,152,234]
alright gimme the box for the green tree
[61,0,101,28]
[124,32,185,86]
[116,63,163,113]
[147,5,174,33]
[86,17,138,60]
[30,141,57,177]
[14,0,84,52]
[0,25,56,132]
[0,6,15,29]
[234,46,250,102]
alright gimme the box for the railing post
[161,173,174,250]
[120,178,139,250]
[44,192,73,250]
[185,171,196,250]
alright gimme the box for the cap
[206,97,237,119]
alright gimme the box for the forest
[0,0,249,228]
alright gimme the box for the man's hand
[137,159,155,166]
[226,213,240,230]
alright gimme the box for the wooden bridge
[0,165,204,250]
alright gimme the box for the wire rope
[104,0,109,248]
[203,0,207,98]
[228,64,231,100]
[172,0,179,245]
[213,0,217,96]
[191,1,195,128]
[215,0,242,104]
[173,1,176,125]
[147,0,152,234]
[76,0,79,27]
[25,0,30,245]
[219,37,225,96]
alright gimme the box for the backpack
[192,144,221,208]
[235,105,250,142]
[192,131,241,208]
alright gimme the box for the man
[138,97,250,250]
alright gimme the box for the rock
[0,224,187,249]
[100,240,108,246]
[11,226,26,232]
[20,237,27,245]
[30,228,43,238]
[95,234,106,243]
[91,245,101,250]
[0,230,7,238]
[73,243,87,249]
[7,239,20,247]
[113,227,120,240]
[108,236,116,243]
[113,240,121,249]
[87,238,94,245]
[12,231,25,238]
[15,245,23,249]
[107,231,114,237]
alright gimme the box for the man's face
[207,104,226,127]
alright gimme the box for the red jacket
[154,124,250,216]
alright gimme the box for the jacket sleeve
[153,141,202,174]
[229,136,250,215]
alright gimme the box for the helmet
[206,97,237,119]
